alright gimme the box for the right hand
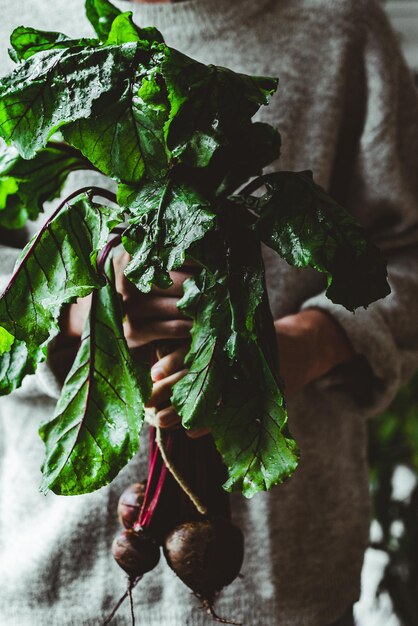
[62,251,194,349]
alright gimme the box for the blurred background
[356,5,418,625]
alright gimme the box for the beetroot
[112,529,160,579]
[117,482,147,529]
[164,516,244,615]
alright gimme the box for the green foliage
[0,0,390,496]
[39,263,151,495]
[85,0,122,42]
[238,171,390,311]
[122,179,215,292]
[0,141,92,228]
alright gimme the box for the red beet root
[117,482,147,529]
[163,516,244,603]
[112,529,160,579]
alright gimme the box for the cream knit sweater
[0,1,418,625]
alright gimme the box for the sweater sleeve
[301,0,418,416]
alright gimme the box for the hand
[274,308,355,399]
[147,345,211,439]
[61,252,194,347]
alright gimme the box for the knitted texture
[0,1,418,624]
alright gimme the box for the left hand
[274,308,355,399]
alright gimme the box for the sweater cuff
[300,293,401,416]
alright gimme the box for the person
[0,0,417,624]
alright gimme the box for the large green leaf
[212,343,299,498]
[172,270,229,428]
[0,194,121,352]
[171,218,264,423]
[85,0,122,42]
[121,179,215,291]
[64,60,170,183]
[105,11,164,46]
[9,26,98,62]
[240,171,391,311]
[171,236,298,497]
[86,0,163,46]
[39,266,151,495]
[0,141,92,228]
[161,47,278,170]
[0,42,143,159]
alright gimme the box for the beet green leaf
[170,214,297,497]
[105,11,164,46]
[64,59,169,184]
[0,42,144,159]
[86,0,121,41]
[212,342,298,498]
[172,270,229,428]
[39,265,151,495]
[161,47,278,171]
[171,212,265,422]
[0,142,92,228]
[9,26,98,62]
[121,179,215,291]
[0,194,121,353]
[240,171,390,311]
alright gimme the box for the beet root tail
[200,597,242,625]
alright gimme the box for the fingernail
[151,366,165,382]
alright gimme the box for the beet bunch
[109,427,244,625]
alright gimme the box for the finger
[125,295,187,321]
[125,320,192,349]
[155,407,182,429]
[151,344,190,382]
[186,427,211,439]
[146,369,188,408]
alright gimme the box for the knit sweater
[0,1,418,625]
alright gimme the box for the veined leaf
[240,171,390,311]
[85,0,122,42]
[105,11,164,46]
[0,42,143,159]
[9,26,98,62]
[172,270,229,428]
[64,60,170,183]
[39,266,151,495]
[122,179,215,292]
[212,343,298,498]
[161,48,278,169]
[0,194,121,353]
[172,216,266,425]
[0,141,92,228]
[171,215,295,497]
[172,236,297,497]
